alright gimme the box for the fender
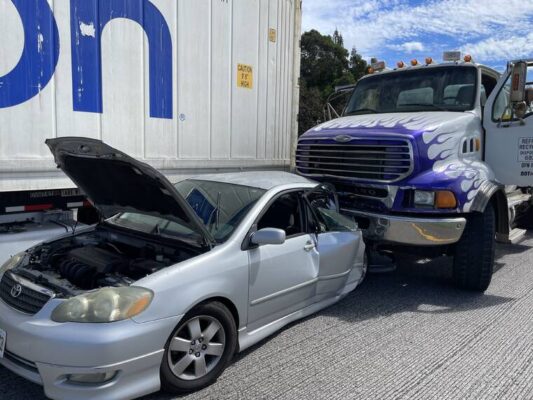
[470,180,509,234]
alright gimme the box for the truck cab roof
[360,61,501,82]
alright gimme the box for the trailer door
[485,62,533,185]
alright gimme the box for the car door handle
[304,241,316,252]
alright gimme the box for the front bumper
[343,209,467,246]
[0,298,181,400]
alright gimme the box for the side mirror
[250,228,286,247]
[510,61,528,118]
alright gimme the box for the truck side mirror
[510,61,528,118]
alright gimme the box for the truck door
[485,61,533,185]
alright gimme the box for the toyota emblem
[10,284,22,299]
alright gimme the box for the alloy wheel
[167,315,226,381]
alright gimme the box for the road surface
[3,235,533,399]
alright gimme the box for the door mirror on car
[510,61,528,118]
[250,228,286,246]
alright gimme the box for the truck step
[507,193,532,209]
[496,228,527,244]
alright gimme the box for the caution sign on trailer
[237,64,254,89]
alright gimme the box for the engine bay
[12,225,203,297]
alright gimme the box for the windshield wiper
[400,103,447,111]
[345,108,379,116]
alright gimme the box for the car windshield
[344,66,477,115]
[175,179,266,243]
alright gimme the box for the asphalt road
[3,234,533,400]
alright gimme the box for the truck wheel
[160,302,237,394]
[452,203,496,292]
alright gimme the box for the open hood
[46,137,215,247]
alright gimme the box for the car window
[257,192,304,238]
[175,180,266,243]
[306,189,357,233]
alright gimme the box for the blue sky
[302,0,533,71]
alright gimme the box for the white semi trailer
[0,0,302,255]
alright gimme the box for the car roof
[187,171,316,190]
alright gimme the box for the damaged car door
[245,191,319,331]
[305,185,364,299]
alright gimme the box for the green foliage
[298,30,367,135]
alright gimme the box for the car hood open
[46,137,215,247]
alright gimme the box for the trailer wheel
[452,203,496,292]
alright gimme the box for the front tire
[161,302,237,394]
[453,203,496,292]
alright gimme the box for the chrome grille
[0,272,53,315]
[296,137,413,183]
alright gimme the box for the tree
[298,81,326,135]
[300,30,350,94]
[333,28,344,47]
[349,47,368,81]
[299,30,364,135]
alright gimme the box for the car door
[246,191,319,331]
[304,185,363,300]
[485,62,533,185]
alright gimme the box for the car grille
[296,137,413,183]
[0,273,53,315]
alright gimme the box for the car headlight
[0,253,25,280]
[51,287,153,323]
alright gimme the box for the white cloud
[461,33,533,62]
[302,0,533,63]
[388,41,425,53]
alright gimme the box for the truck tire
[452,203,495,292]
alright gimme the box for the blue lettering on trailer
[0,0,173,120]
[0,0,60,108]
[70,0,173,119]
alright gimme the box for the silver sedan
[0,138,366,400]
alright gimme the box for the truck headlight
[0,253,25,280]
[414,191,435,207]
[414,190,457,209]
[51,287,153,323]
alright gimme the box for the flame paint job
[302,112,495,213]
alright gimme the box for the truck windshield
[344,66,477,115]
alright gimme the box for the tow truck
[297,52,533,291]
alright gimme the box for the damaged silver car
[0,138,366,400]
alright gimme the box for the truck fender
[470,181,509,235]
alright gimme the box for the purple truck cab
[297,59,533,292]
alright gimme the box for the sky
[302,0,533,71]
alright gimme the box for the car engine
[12,225,203,296]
